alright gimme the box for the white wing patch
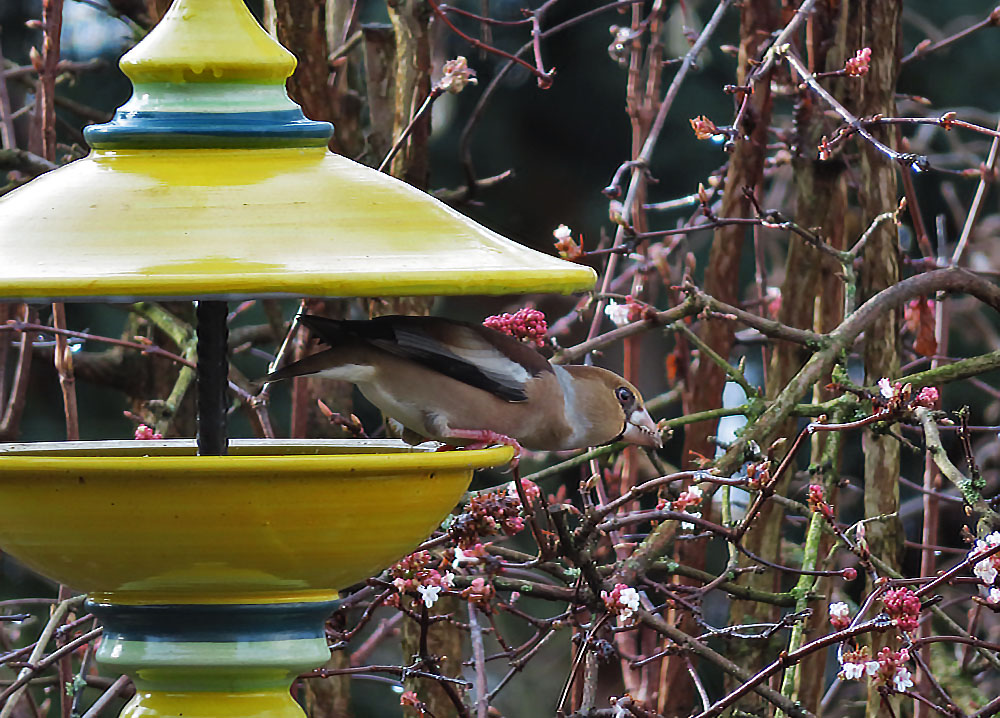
[449,344,532,386]
[395,325,532,392]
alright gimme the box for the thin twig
[467,602,488,718]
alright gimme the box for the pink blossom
[461,576,495,605]
[134,424,162,440]
[829,602,851,630]
[602,583,641,623]
[838,647,875,681]
[437,56,477,94]
[883,587,921,632]
[671,484,703,512]
[845,47,872,77]
[913,386,940,409]
[483,308,548,347]
[807,484,835,520]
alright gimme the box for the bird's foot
[444,429,522,469]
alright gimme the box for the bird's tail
[254,314,371,385]
[257,315,360,385]
[295,314,351,342]
[258,352,328,384]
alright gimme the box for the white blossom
[687,484,703,500]
[878,377,894,399]
[553,224,572,241]
[829,602,850,620]
[453,547,478,568]
[971,532,1000,585]
[681,510,702,530]
[617,587,640,619]
[442,571,456,587]
[974,558,998,586]
[892,666,914,692]
[605,300,630,327]
[864,661,880,676]
[438,56,477,94]
[975,532,1000,552]
[841,661,865,680]
[417,584,442,608]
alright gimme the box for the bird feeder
[0,1,595,716]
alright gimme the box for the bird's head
[561,366,663,449]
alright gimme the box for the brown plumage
[262,315,661,452]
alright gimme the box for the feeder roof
[0,0,596,302]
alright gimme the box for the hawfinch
[261,315,662,453]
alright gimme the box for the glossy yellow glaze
[122,690,305,718]
[0,440,513,604]
[120,0,296,83]
[0,146,596,301]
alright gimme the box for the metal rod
[196,300,229,456]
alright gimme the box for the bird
[260,314,662,454]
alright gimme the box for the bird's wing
[299,315,552,402]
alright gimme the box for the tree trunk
[386,0,432,187]
[679,0,775,713]
[846,0,905,714]
[735,1,849,710]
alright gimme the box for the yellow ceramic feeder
[0,0,595,301]
[0,1,595,716]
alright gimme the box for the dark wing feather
[297,314,551,402]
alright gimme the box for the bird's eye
[615,387,634,403]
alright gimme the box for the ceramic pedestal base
[88,600,338,718]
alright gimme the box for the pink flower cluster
[400,690,427,715]
[872,647,914,692]
[875,377,940,411]
[460,577,495,607]
[828,601,852,630]
[389,551,454,608]
[134,424,162,440]
[483,308,548,347]
[671,484,703,512]
[654,485,704,530]
[508,478,541,504]
[450,482,535,547]
[602,583,641,623]
[807,484,835,521]
[883,587,921,632]
[839,646,913,692]
[913,386,940,409]
[845,47,872,77]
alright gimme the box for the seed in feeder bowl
[261,315,663,456]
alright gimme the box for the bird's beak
[622,408,662,449]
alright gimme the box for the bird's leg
[444,429,522,468]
